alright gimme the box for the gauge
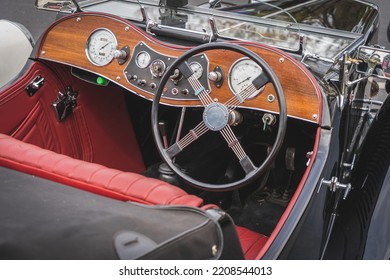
[86,29,118,67]
[189,62,203,79]
[150,59,166,78]
[136,51,151,68]
[228,58,264,97]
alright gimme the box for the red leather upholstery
[236,226,269,260]
[0,133,267,259]
[0,61,145,173]
[0,133,203,207]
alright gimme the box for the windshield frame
[37,0,366,61]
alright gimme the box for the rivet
[312,114,318,120]
[41,50,46,56]
[213,98,218,102]
[212,245,218,256]
[116,76,121,81]
[76,17,81,22]
[267,94,275,103]
[279,57,285,63]
[125,26,130,32]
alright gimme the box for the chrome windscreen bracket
[140,5,157,36]
[208,17,219,42]
[318,176,351,200]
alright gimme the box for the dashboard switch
[181,89,189,95]
[172,88,179,95]
[137,79,146,86]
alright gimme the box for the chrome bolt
[267,94,275,103]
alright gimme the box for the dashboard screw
[125,26,130,32]
[312,114,318,120]
[279,57,285,63]
[76,17,81,22]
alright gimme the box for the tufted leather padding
[0,133,203,207]
[235,226,269,259]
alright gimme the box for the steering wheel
[152,42,287,190]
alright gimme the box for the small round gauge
[136,51,151,68]
[86,29,118,67]
[189,62,203,79]
[228,58,263,96]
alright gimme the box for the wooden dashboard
[37,13,321,124]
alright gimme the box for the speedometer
[228,58,264,98]
[86,29,118,66]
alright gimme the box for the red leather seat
[0,133,202,207]
[0,133,268,259]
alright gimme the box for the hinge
[318,177,351,200]
[26,75,44,96]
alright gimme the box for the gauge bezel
[228,57,264,97]
[135,51,151,69]
[85,28,118,67]
[189,61,203,80]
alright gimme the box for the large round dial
[86,29,118,66]
[228,58,263,96]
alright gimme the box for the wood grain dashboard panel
[37,13,321,124]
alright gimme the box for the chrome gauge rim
[86,28,118,67]
[228,57,264,99]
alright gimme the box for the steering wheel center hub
[203,102,229,131]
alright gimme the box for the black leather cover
[0,167,242,259]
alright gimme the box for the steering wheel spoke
[166,121,209,158]
[178,61,213,107]
[219,125,256,174]
[225,72,269,110]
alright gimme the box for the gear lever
[158,121,178,185]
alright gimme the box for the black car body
[0,0,389,260]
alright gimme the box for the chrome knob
[208,71,222,82]
[114,49,127,60]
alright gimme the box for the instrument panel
[124,42,210,100]
[37,13,321,124]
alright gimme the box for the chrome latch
[318,177,351,200]
[52,86,78,122]
[26,75,44,96]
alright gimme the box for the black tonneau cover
[0,167,243,259]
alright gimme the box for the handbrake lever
[158,121,169,149]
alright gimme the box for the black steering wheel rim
[152,42,287,190]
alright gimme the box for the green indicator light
[96,76,107,85]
